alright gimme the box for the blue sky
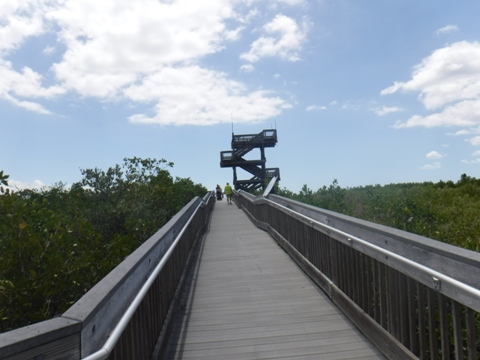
[2,0,480,192]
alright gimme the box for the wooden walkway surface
[164,200,385,359]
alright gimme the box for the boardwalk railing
[235,191,480,360]
[0,193,215,360]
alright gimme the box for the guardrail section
[0,193,215,360]
[235,191,480,360]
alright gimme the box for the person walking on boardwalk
[224,182,233,204]
[216,184,222,201]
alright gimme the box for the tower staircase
[220,129,280,192]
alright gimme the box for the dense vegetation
[0,158,207,332]
[277,174,480,252]
[2,165,479,333]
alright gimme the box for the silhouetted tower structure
[220,129,280,192]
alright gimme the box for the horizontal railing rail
[0,192,215,360]
[234,191,480,360]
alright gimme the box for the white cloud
[393,99,480,129]
[382,41,480,110]
[42,45,55,55]
[447,129,474,136]
[0,59,65,113]
[9,97,52,114]
[235,8,260,25]
[240,64,255,73]
[421,162,441,170]
[225,26,244,41]
[0,1,65,111]
[383,41,480,129]
[0,0,291,125]
[374,105,403,116]
[426,151,443,159]
[467,136,480,146]
[49,0,235,91]
[306,105,326,111]
[8,179,46,191]
[5,64,65,98]
[125,66,290,126]
[0,1,47,55]
[461,158,480,164]
[436,25,458,35]
[275,0,306,5]
[240,14,308,63]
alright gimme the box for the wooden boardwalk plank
[164,200,384,359]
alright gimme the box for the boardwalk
[164,200,385,359]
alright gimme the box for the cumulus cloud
[0,0,307,125]
[382,41,480,110]
[426,151,443,159]
[447,129,475,136]
[383,41,480,129]
[466,136,480,146]
[393,100,480,129]
[0,59,65,113]
[240,14,309,62]
[0,1,47,55]
[240,64,255,73]
[0,1,64,112]
[394,100,480,129]
[125,66,290,126]
[49,0,234,73]
[46,0,238,100]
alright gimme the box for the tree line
[0,158,207,332]
[277,174,480,252]
[2,163,479,332]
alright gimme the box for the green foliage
[285,175,480,252]
[287,180,347,213]
[0,158,207,332]
[0,170,9,195]
[0,186,101,329]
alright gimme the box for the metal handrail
[259,195,480,312]
[81,198,207,360]
[233,132,263,158]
